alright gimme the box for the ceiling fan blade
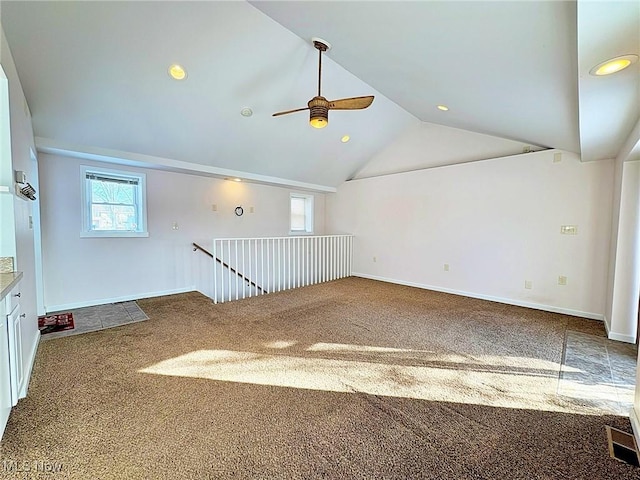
[328,96,374,110]
[272,106,310,117]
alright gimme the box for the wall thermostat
[235,206,244,217]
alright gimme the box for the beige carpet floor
[0,277,637,479]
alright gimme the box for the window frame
[80,165,148,238]
[289,193,314,235]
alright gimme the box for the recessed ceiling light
[437,105,449,111]
[168,64,187,80]
[341,135,350,143]
[590,55,638,76]
[240,107,253,117]
[233,178,242,182]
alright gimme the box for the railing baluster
[234,240,238,300]
[341,236,344,279]
[298,238,301,287]
[288,237,291,290]
[322,236,326,283]
[336,236,339,280]
[292,237,296,289]
[302,237,306,286]
[228,240,232,302]
[278,238,282,292]
[330,236,333,281]
[315,236,318,285]
[243,240,248,299]
[338,236,342,279]
[338,236,341,279]
[213,240,218,304]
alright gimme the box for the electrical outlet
[553,152,562,163]
[525,280,533,290]
[373,256,377,263]
[211,204,218,212]
[172,222,178,230]
[444,264,449,271]
[249,206,254,214]
[558,276,567,286]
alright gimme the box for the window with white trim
[80,166,148,238]
[290,193,314,234]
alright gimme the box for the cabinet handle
[20,313,26,318]
[14,292,21,298]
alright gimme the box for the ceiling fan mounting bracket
[311,37,331,52]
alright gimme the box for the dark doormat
[606,426,640,467]
[38,313,75,335]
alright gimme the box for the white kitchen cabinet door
[0,300,11,437]
[7,304,22,406]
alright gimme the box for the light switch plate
[560,225,578,235]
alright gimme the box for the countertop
[0,271,23,300]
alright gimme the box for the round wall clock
[235,206,244,217]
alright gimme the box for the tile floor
[559,330,637,415]
[40,301,148,340]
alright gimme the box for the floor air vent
[606,426,640,467]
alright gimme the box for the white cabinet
[7,297,23,406]
[0,291,10,435]
[0,277,24,439]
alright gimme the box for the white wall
[327,149,614,318]
[607,160,640,342]
[38,153,326,311]
[0,65,15,259]
[353,121,543,179]
[1,25,39,393]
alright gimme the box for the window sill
[80,231,149,238]
[289,231,314,236]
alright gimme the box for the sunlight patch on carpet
[138,348,598,414]
[306,343,434,354]
[264,340,298,349]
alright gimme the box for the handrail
[193,242,267,294]
[193,242,214,259]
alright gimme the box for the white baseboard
[603,315,612,336]
[607,330,637,343]
[0,407,9,442]
[603,315,637,344]
[630,408,640,448]
[19,330,40,399]
[352,273,604,321]
[45,286,196,313]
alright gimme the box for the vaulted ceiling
[1,1,638,191]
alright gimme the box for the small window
[80,166,148,238]
[290,193,314,234]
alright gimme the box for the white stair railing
[213,235,353,304]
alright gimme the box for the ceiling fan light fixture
[590,54,638,76]
[309,98,329,128]
[310,115,328,129]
